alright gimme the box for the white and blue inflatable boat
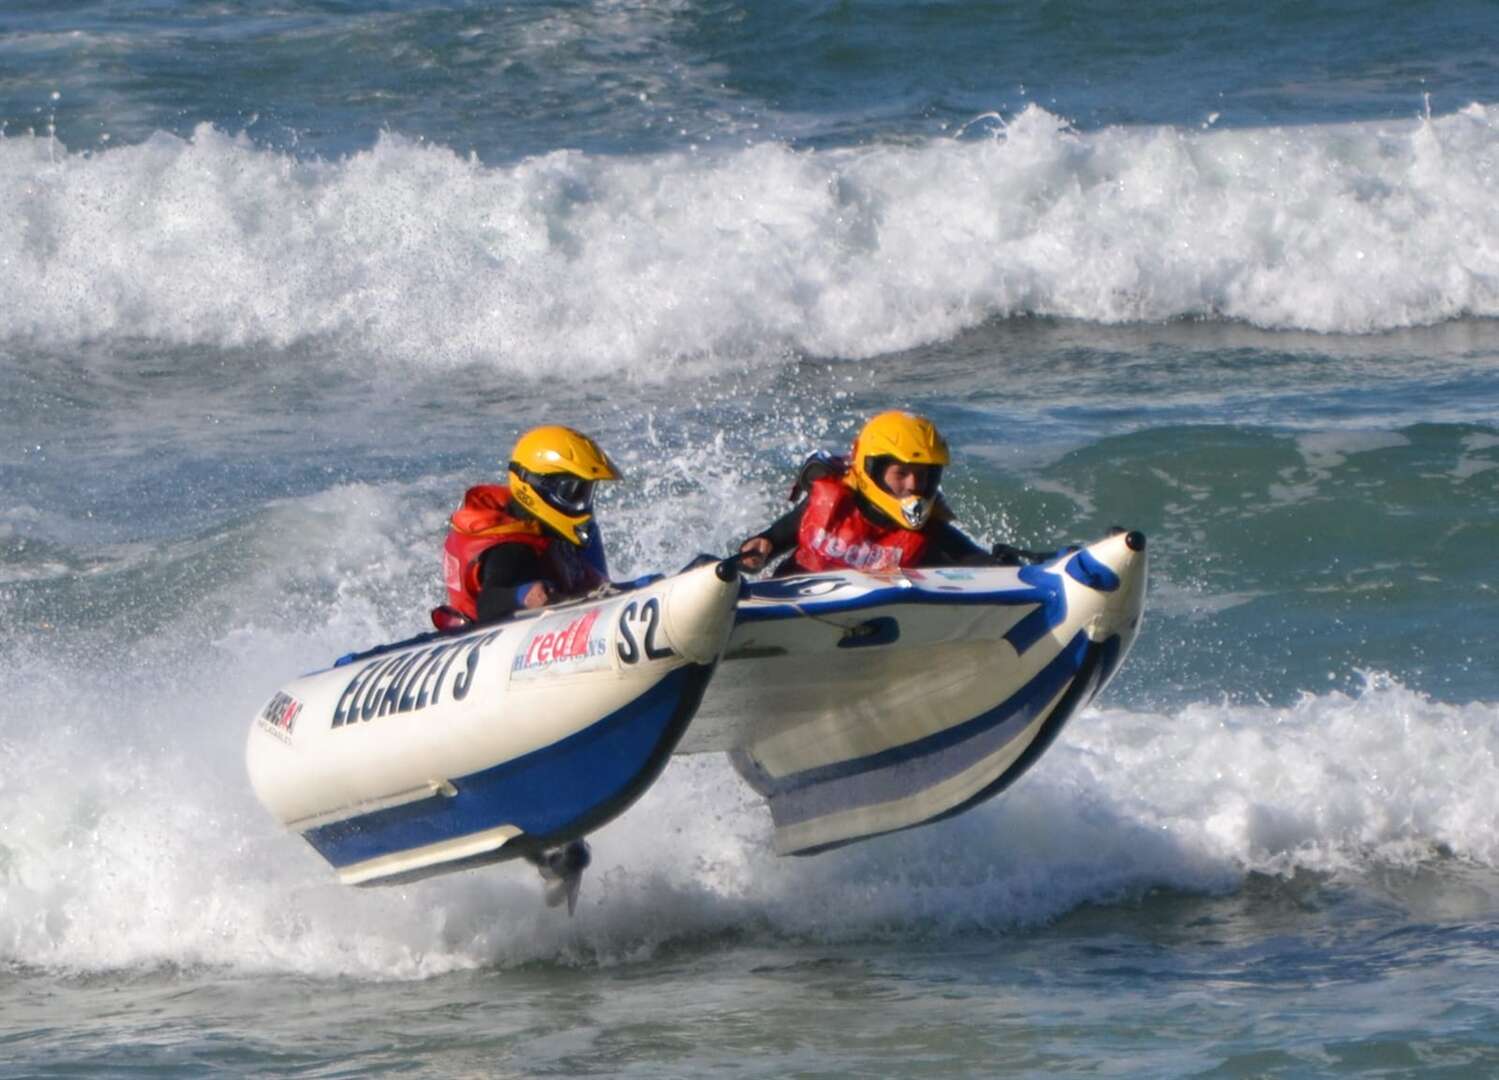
[246,561,742,887]
[247,531,1146,894]
[682,529,1147,856]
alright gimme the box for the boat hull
[683,532,1147,854]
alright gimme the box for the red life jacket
[794,475,933,572]
[441,484,553,621]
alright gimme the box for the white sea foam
[2,529,1495,977]
[2,104,1498,375]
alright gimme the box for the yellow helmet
[847,410,950,529]
[507,425,620,546]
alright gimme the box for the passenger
[430,425,620,632]
[737,410,1041,576]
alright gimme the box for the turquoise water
[4,1,1499,1075]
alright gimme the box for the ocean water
[4,1,1499,1075]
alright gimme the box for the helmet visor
[528,471,596,515]
[866,456,942,498]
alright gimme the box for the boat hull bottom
[734,633,1123,856]
[304,661,718,886]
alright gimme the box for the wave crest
[3,103,1498,372]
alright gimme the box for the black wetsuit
[471,524,610,625]
[473,544,551,624]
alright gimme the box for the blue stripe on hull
[747,629,1089,821]
[303,664,713,875]
[742,629,1088,804]
[746,632,1122,856]
[736,581,1055,624]
[922,633,1121,834]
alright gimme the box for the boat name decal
[616,597,674,664]
[331,630,503,728]
[512,608,611,679]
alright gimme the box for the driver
[431,425,620,631]
[736,410,1015,575]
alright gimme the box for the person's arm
[738,502,807,572]
[920,520,1056,567]
[475,544,551,624]
[923,520,994,566]
[987,541,1057,566]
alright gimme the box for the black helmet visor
[529,470,595,515]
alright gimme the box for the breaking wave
[3,102,1498,374]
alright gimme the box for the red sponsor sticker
[513,607,610,679]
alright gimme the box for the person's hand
[738,537,772,573]
[520,581,553,608]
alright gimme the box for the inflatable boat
[247,530,1145,897]
[245,561,741,888]
[679,529,1147,855]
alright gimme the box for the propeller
[530,839,592,916]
